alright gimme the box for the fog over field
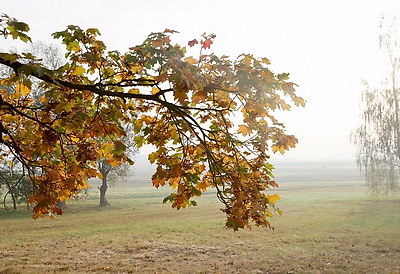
[130,154,361,188]
[1,1,400,273]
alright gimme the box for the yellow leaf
[272,145,285,155]
[261,58,271,65]
[267,194,281,205]
[71,44,80,52]
[128,88,140,94]
[244,55,252,66]
[148,152,158,164]
[169,177,180,189]
[286,136,298,148]
[237,124,252,136]
[185,56,197,65]
[70,136,80,143]
[293,96,306,107]
[151,87,160,94]
[115,73,124,82]
[71,66,85,75]
[106,158,119,168]
[130,66,141,74]
[82,179,89,189]
[16,82,30,96]
[101,142,114,153]
[64,101,74,112]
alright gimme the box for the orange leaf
[153,177,166,188]
[202,38,213,49]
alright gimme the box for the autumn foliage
[0,14,304,230]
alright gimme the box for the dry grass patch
[1,181,399,273]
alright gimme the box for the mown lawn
[0,180,399,273]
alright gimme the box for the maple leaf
[267,194,281,205]
[185,56,197,65]
[192,90,208,103]
[174,89,188,104]
[202,38,213,49]
[293,96,306,107]
[188,39,198,47]
[71,66,85,75]
[153,177,166,188]
[272,145,285,154]
[155,73,168,82]
[237,124,252,136]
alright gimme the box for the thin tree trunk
[99,175,109,207]
[5,182,17,210]
[11,192,17,210]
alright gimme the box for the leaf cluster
[0,15,305,229]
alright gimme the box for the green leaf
[209,124,219,131]
[163,194,174,204]
[190,200,197,206]
[264,162,275,171]
[66,40,80,52]
[18,33,31,43]
[8,20,30,32]
[191,187,202,196]
[113,141,126,155]
[133,136,145,148]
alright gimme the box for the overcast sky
[2,0,400,162]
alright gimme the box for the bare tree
[353,15,400,195]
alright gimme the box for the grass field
[1,162,399,273]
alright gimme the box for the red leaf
[188,39,198,47]
[164,29,178,33]
[202,38,213,49]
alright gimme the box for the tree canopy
[0,14,304,230]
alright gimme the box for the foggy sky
[2,0,400,161]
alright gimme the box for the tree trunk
[5,182,17,210]
[99,175,109,207]
[11,192,17,210]
[56,200,66,210]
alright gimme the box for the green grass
[1,180,399,273]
